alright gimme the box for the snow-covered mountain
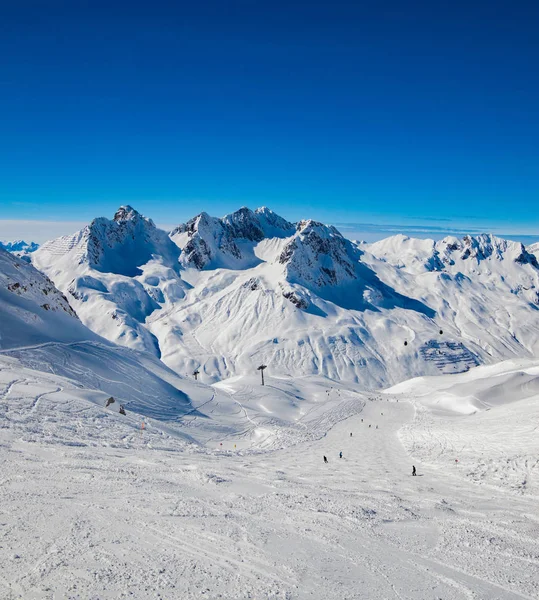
[0,239,39,262]
[0,240,39,253]
[32,206,539,388]
[0,245,200,422]
[33,205,186,355]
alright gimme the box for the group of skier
[321,415,418,476]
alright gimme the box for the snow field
[1,362,538,598]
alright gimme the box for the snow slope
[0,246,224,430]
[388,358,539,494]
[1,358,537,598]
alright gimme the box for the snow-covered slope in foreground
[1,360,538,598]
[388,358,539,494]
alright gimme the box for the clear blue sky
[1,0,538,242]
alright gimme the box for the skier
[324,455,328,464]
[339,451,343,459]
[412,465,416,476]
[350,432,352,437]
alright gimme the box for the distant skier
[324,455,328,464]
[339,452,342,459]
[350,432,352,437]
[412,465,417,476]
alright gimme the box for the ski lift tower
[257,364,267,386]
[193,369,200,381]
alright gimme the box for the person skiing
[350,432,352,437]
[339,451,343,459]
[412,465,417,476]
[323,455,328,464]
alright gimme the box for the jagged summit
[113,204,145,223]
[222,206,265,241]
[37,205,179,277]
[279,219,358,288]
[170,206,294,269]
[33,207,186,356]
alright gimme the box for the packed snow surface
[1,352,538,599]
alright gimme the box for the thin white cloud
[335,222,539,245]
[0,219,178,245]
[0,220,89,244]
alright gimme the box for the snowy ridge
[0,246,84,348]
[170,206,295,270]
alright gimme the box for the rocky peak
[113,205,144,223]
[171,206,295,269]
[279,219,358,288]
[255,207,295,236]
[37,206,179,277]
[222,207,265,242]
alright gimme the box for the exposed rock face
[0,246,79,321]
[172,212,243,270]
[279,220,358,288]
[171,207,294,269]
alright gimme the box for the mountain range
[28,205,539,389]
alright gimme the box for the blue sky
[1,1,538,243]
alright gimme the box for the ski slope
[388,358,539,495]
[1,360,538,599]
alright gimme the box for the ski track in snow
[1,377,538,599]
